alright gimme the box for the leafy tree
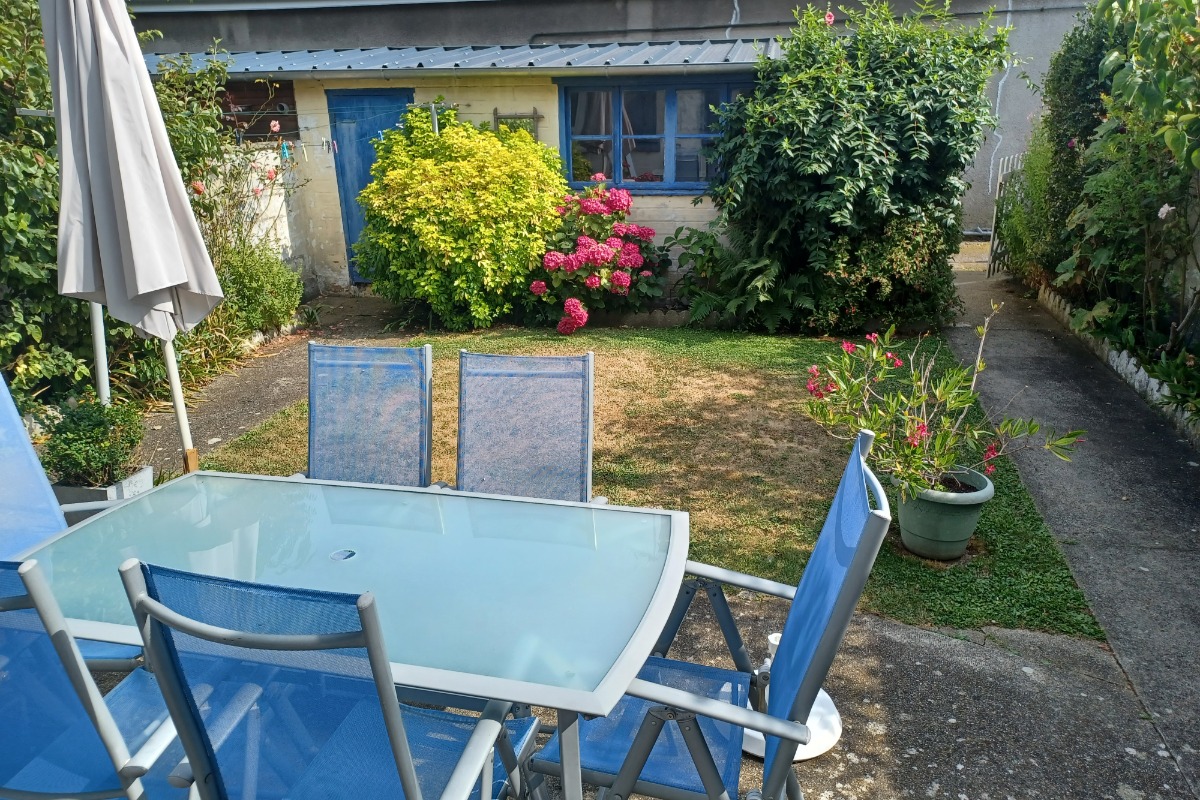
[0,0,90,403]
[695,2,1008,332]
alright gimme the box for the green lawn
[204,326,1103,639]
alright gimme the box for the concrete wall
[961,2,1083,234]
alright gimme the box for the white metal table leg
[557,708,584,800]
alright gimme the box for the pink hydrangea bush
[526,175,669,334]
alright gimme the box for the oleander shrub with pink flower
[805,305,1084,496]
[522,175,670,334]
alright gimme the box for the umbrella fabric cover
[40,0,223,341]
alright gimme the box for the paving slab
[946,269,1200,796]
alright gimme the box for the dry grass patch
[202,327,1100,636]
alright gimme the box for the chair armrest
[625,678,810,745]
[168,683,264,788]
[685,560,796,601]
[440,700,513,800]
[119,716,180,780]
[61,499,121,514]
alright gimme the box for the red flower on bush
[190,180,206,195]
[585,274,602,289]
[530,280,548,296]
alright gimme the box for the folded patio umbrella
[40,0,223,472]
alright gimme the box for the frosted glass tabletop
[23,472,688,715]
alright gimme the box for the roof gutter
[206,63,759,79]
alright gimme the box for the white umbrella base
[741,688,842,761]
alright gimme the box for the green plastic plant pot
[897,467,995,561]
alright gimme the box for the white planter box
[53,465,154,525]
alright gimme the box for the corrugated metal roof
[143,40,777,77]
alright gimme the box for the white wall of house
[286,75,718,292]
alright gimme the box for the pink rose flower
[265,167,277,181]
[585,274,602,289]
[252,186,263,197]
[825,10,835,24]
[190,180,206,195]
[530,280,548,296]
[270,120,281,133]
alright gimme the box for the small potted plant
[806,303,1084,560]
[44,399,153,524]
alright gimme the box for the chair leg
[701,580,755,673]
[652,581,699,657]
[676,711,733,800]
[785,767,804,800]
[606,707,672,800]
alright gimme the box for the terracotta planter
[52,465,154,525]
[897,467,994,561]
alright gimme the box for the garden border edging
[1037,285,1200,450]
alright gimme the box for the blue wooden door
[327,89,413,283]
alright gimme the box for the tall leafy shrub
[698,2,1007,332]
[997,11,1124,283]
[357,106,567,331]
[0,0,90,403]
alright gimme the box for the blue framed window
[557,77,752,192]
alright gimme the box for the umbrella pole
[89,302,112,405]
[162,339,199,473]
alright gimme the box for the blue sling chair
[307,343,434,487]
[0,559,186,799]
[120,560,541,800]
[0,374,141,670]
[529,430,891,800]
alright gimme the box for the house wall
[288,73,716,291]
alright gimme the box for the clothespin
[332,139,339,154]
[301,141,308,162]
[281,141,291,160]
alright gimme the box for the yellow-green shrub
[356,106,567,330]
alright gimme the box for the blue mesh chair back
[760,432,885,782]
[309,343,433,487]
[0,560,183,799]
[457,351,593,502]
[0,375,68,557]
[128,562,536,800]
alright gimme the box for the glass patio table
[19,471,688,800]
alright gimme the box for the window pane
[676,89,721,134]
[674,138,715,182]
[570,91,612,135]
[622,90,665,136]
[622,138,665,182]
[572,140,614,181]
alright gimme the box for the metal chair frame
[530,431,891,800]
[456,350,596,503]
[0,560,180,800]
[308,343,434,487]
[120,559,526,800]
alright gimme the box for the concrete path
[134,272,1199,798]
[948,259,1200,797]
